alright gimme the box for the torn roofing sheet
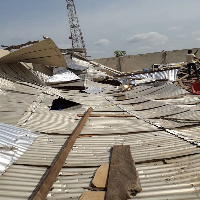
[67,57,89,71]
[0,123,37,176]
[1,55,200,199]
[130,69,179,82]
[0,62,45,85]
[0,49,10,58]
[0,38,67,68]
[45,67,80,84]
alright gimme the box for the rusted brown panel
[29,107,93,200]
[105,145,142,200]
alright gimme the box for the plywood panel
[105,145,142,200]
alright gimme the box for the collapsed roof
[0,38,200,199]
[0,38,67,67]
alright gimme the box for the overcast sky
[0,0,200,59]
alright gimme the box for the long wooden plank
[29,107,93,200]
[77,114,135,117]
[105,145,142,200]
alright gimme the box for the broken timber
[92,164,109,189]
[79,191,105,200]
[105,145,142,200]
[29,107,93,200]
[77,114,135,117]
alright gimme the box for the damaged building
[0,36,200,200]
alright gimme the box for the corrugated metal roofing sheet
[0,165,46,200]
[1,58,200,199]
[0,123,37,175]
[0,38,67,68]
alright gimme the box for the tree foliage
[114,50,127,57]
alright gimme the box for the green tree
[114,50,126,57]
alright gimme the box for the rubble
[0,37,200,199]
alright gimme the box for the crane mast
[66,0,86,54]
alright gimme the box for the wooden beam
[105,145,142,200]
[177,78,186,89]
[77,114,135,117]
[29,107,93,200]
[178,74,189,81]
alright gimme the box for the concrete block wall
[93,48,199,72]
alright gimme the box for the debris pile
[1,37,200,200]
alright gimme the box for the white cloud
[94,39,110,46]
[197,38,200,41]
[178,34,186,38]
[167,26,180,31]
[127,32,168,44]
[192,31,200,35]
[88,50,105,54]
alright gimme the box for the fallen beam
[77,114,135,117]
[29,107,93,200]
[105,145,142,200]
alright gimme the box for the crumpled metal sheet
[132,69,179,82]
[117,69,179,86]
[46,67,80,83]
[84,86,105,94]
[0,123,37,175]
[67,58,89,71]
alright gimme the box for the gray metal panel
[0,63,45,85]
[1,58,200,200]
[130,154,200,199]
[0,123,37,175]
[0,165,46,200]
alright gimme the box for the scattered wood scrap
[175,63,200,92]
[105,145,142,200]
[79,164,108,199]
[79,145,141,200]
[79,191,105,200]
[92,164,109,189]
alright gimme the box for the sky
[0,0,200,59]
